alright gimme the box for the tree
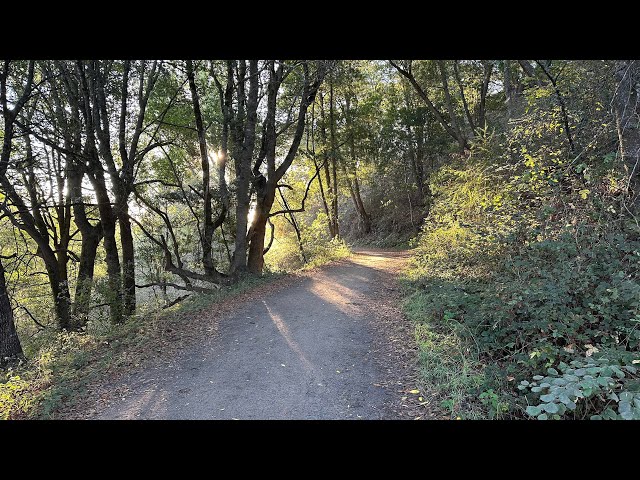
[0,60,74,330]
[246,60,330,273]
[613,60,640,203]
[0,254,23,366]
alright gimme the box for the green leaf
[547,368,559,376]
[526,405,542,417]
[540,393,555,402]
[558,394,571,405]
[543,403,559,414]
[533,375,544,381]
[620,410,634,420]
[531,386,543,393]
[619,392,633,403]
[537,413,549,420]
[590,415,602,420]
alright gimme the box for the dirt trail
[87,249,422,420]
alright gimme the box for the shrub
[519,355,640,419]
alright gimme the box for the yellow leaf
[409,389,420,394]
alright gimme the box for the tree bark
[452,60,476,132]
[329,81,340,238]
[231,60,260,274]
[1,60,72,330]
[438,60,467,151]
[247,61,328,274]
[0,258,24,366]
[187,60,222,278]
[318,92,337,237]
[504,60,514,122]
[343,94,371,234]
[478,60,493,130]
[76,60,124,323]
[614,60,640,201]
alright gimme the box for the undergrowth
[402,120,640,419]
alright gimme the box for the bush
[0,374,35,420]
[519,355,640,420]
[403,121,640,418]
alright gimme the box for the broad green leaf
[619,392,633,403]
[526,405,542,417]
[620,410,634,420]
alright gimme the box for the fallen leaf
[409,389,420,394]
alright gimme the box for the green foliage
[402,62,639,418]
[265,212,351,272]
[0,375,35,420]
[519,356,640,420]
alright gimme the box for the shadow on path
[96,251,408,420]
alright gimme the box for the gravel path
[91,249,420,420]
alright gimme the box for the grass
[402,289,489,419]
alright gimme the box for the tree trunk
[187,60,216,277]
[437,60,467,152]
[117,202,136,316]
[247,176,276,274]
[317,91,338,238]
[314,157,332,231]
[231,61,259,275]
[0,258,24,366]
[68,161,102,323]
[91,174,123,324]
[478,60,493,130]
[329,81,340,238]
[452,60,476,133]
[613,60,640,200]
[73,227,101,320]
[504,60,515,122]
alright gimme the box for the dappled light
[263,300,315,373]
[2,59,640,421]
